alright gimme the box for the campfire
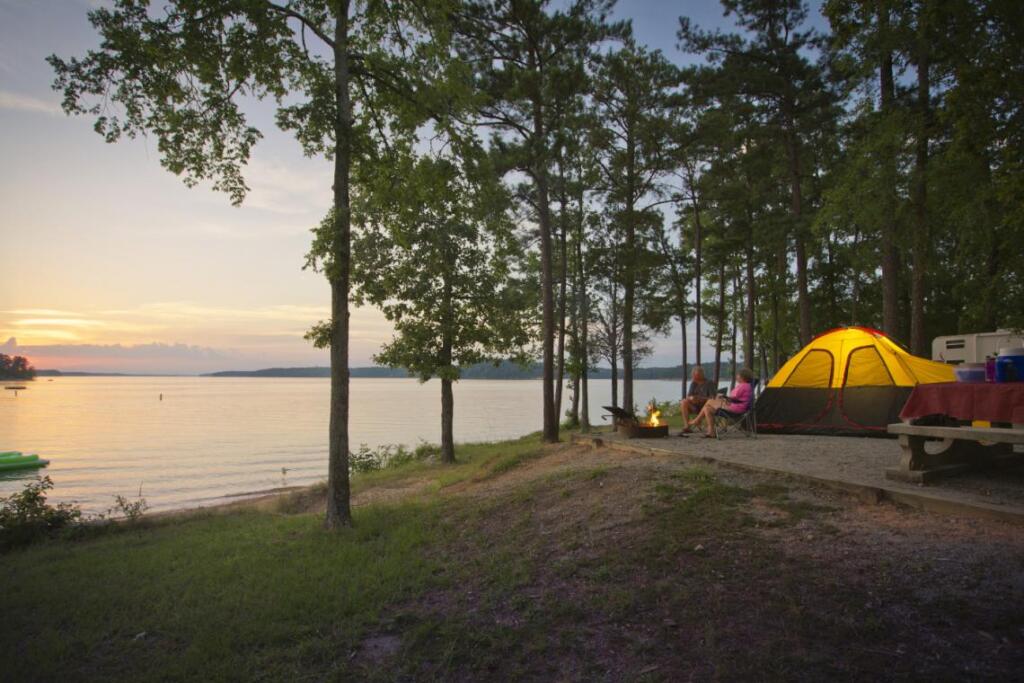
[604,400,669,439]
[647,403,662,428]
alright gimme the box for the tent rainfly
[756,327,955,436]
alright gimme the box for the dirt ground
[358,443,1024,680]
[153,440,1024,680]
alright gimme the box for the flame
[647,402,662,427]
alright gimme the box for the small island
[0,354,35,381]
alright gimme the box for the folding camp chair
[713,379,759,439]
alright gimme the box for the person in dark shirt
[679,366,713,434]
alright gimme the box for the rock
[693,544,705,552]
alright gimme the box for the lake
[0,376,687,513]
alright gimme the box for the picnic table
[887,382,1024,483]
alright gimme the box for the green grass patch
[0,500,452,681]
[349,432,544,492]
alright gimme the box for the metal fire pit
[602,406,669,439]
[620,423,669,439]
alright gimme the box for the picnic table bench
[886,423,1024,484]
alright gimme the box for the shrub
[348,442,440,474]
[108,494,149,523]
[0,477,82,551]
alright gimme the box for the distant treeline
[0,354,35,381]
[203,361,724,381]
[35,369,130,377]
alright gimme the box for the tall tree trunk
[910,23,930,356]
[607,282,621,410]
[439,267,455,464]
[783,101,811,344]
[526,41,557,443]
[440,377,454,464]
[730,271,738,388]
[326,4,353,530]
[771,288,781,374]
[714,261,726,386]
[580,245,591,432]
[773,234,786,372]
[622,275,635,414]
[744,253,755,369]
[659,228,689,397]
[687,167,704,370]
[534,131,557,441]
[568,253,580,428]
[610,355,618,410]
[555,209,568,422]
[878,4,900,337]
[681,314,688,397]
[826,233,838,326]
[743,194,756,368]
[569,371,580,426]
[621,144,637,414]
[850,225,862,324]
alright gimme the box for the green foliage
[108,494,150,524]
[348,443,441,474]
[0,477,82,551]
[347,144,532,382]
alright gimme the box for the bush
[108,494,149,523]
[0,477,82,551]
[349,442,440,474]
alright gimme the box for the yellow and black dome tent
[756,327,955,435]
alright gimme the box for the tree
[345,144,530,463]
[592,40,677,413]
[589,226,656,411]
[679,0,836,346]
[825,0,908,337]
[454,0,624,442]
[0,354,36,381]
[653,218,691,397]
[50,0,457,528]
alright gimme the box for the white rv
[932,330,1024,364]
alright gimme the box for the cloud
[0,301,392,372]
[2,337,229,360]
[1,337,242,374]
[0,90,61,115]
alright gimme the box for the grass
[2,501,450,680]
[2,432,1021,681]
[351,432,544,493]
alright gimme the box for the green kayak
[0,452,50,471]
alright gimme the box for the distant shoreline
[37,362,723,381]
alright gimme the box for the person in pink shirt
[685,368,755,438]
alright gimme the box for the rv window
[945,340,965,349]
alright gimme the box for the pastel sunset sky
[0,0,827,374]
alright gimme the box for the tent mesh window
[843,346,895,386]
[783,349,834,387]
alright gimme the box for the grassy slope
[2,429,1022,681]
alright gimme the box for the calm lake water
[0,376,686,513]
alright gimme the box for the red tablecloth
[900,382,1024,424]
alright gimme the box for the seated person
[686,368,755,438]
[678,367,713,434]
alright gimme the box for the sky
[0,0,828,374]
